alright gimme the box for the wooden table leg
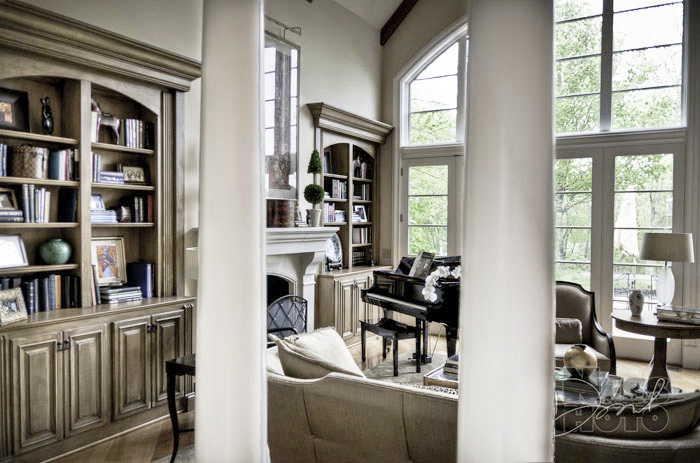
[168,371,179,463]
[647,337,671,393]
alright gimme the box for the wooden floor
[57,334,700,463]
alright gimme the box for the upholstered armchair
[555,281,616,375]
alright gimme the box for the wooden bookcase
[309,103,392,271]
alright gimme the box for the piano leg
[393,334,399,376]
[412,320,432,364]
[382,337,387,359]
[361,324,366,362]
[446,326,458,358]
[415,322,421,373]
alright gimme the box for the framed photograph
[334,210,346,223]
[0,87,29,132]
[0,187,18,210]
[91,236,127,285]
[0,288,28,325]
[119,162,149,185]
[0,234,28,269]
[90,194,106,211]
[409,251,435,279]
[353,205,368,223]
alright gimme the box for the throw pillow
[556,391,700,438]
[266,345,284,376]
[270,333,364,379]
[556,318,583,344]
[284,327,364,377]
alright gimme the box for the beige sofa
[266,347,457,463]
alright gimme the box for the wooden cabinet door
[336,279,355,340]
[10,332,63,453]
[63,324,108,436]
[152,309,185,404]
[112,316,151,420]
[353,276,371,337]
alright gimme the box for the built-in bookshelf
[0,74,165,307]
[310,103,392,270]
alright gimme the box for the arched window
[396,27,468,259]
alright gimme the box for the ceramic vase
[308,208,321,227]
[39,239,72,265]
[563,344,598,379]
[629,289,644,316]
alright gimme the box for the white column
[196,0,265,461]
[458,0,554,461]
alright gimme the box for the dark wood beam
[380,0,419,46]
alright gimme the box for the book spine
[32,279,39,313]
[0,210,24,216]
[55,275,61,309]
[47,274,56,311]
[28,184,35,223]
[92,265,101,305]
[22,184,29,222]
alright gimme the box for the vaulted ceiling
[332,0,403,29]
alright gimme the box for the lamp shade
[640,233,695,263]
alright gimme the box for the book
[0,210,24,216]
[127,263,152,298]
[555,368,610,396]
[21,184,29,223]
[47,274,56,311]
[27,184,35,223]
[92,265,101,305]
[0,217,24,223]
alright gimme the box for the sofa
[266,345,457,463]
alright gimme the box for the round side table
[612,310,700,392]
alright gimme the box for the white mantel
[266,227,338,330]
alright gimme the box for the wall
[378,0,469,264]
[265,0,383,212]
[23,0,203,295]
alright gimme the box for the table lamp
[640,233,694,307]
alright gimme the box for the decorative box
[10,145,48,179]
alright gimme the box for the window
[406,37,467,145]
[555,0,684,134]
[408,164,449,255]
[612,153,674,313]
[555,157,593,288]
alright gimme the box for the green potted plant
[305,150,324,227]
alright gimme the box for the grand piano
[361,256,460,360]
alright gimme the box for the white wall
[265,0,383,212]
[379,0,469,264]
[23,0,203,295]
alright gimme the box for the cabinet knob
[57,341,62,352]
[63,339,71,351]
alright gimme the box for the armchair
[556,281,616,375]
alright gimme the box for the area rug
[364,350,447,386]
[153,445,194,463]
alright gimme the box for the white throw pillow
[284,327,364,377]
[266,345,285,376]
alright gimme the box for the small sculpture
[91,97,121,144]
[564,344,598,380]
[41,97,54,135]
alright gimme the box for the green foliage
[409,110,457,145]
[307,149,323,174]
[303,184,324,205]
[407,165,449,255]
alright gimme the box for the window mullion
[600,0,614,131]
[455,37,468,143]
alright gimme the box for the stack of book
[98,171,124,185]
[0,143,7,176]
[48,149,79,181]
[0,209,24,223]
[90,115,154,149]
[0,274,81,314]
[99,285,143,304]
[91,209,117,224]
[352,250,366,266]
[443,354,459,379]
[19,185,51,223]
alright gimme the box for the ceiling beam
[380,0,419,46]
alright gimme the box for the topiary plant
[307,149,323,175]
[304,184,325,206]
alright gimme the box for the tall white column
[458,0,554,461]
[196,0,265,461]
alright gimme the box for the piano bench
[360,318,421,376]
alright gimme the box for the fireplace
[266,227,338,331]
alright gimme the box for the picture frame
[353,205,368,223]
[0,187,18,210]
[90,194,106,211]
[0,234,28,268]
[334,210,346,223]
[91,236,127,285]
[0,87,29,132]
[119,161,149,185]
[409,252,435,279]
[0,288,28,326]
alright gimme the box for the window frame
[555,0,688,135]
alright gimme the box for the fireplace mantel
[265,227,338,330]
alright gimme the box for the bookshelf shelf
[0,176,79,187]
[92,141,154,155]
[0,222,79,229]
[352,222,372,226]
[92,183,156,192]
[324,221,347,226]
[0,264,80,276]
[352,177,373,183]
[92,222,154,228]
[0,128,79,146]
[353,199,372,204]
[351,243,372,248]
[324,197,347,202]
[324,173,348,180]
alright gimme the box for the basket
[9,145,48,179]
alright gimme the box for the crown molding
[307,102,393,144]
[0,0,202,91]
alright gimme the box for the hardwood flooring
[55,334,700,463]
